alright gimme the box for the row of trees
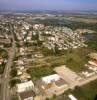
[86,35,97,51]
[0,48,8,74]
[32,18,97,31]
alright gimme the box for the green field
[27,66,55,81]
[65,79,97,100]
[27,47,95,80]
[65,48,91,72]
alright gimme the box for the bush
[10,68,17,77]
[27,67,55,80]
[11,95,19,100]
[10,79,21,88]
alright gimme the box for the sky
[0,0,97,11]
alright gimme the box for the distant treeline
[32,18,97,32]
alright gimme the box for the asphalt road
[0,23,16,100]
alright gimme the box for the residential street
[0,23,16,100]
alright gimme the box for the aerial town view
[0,0,97,100]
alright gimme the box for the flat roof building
[36,74,68,97]
[16,81,34,93]
[54,65,82,88]
[42,74,60,84]
[18,90,36,100]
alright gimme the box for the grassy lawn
[65,79,97,100]
[27,66,55,81]
[65,48,92,72]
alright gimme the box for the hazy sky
[0,0,97,11]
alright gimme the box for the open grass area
[27,55,65,80]
[27,66,55,81]
[27,47,95,80]
[65,79,97,100]
[65,48,94,72]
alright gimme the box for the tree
[42,47,54,56]
[11,95,19,100]
[10,68,17,77]
[54,44,59,55]
[52,94,56,100]
[10,79,21,88]
[45,98,49,100]
[67,58,73,63]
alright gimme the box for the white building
[42,74,60,84]
[54,65,82,88]
[16,81,34,93]
[40,74,68,96]
[68,94,78,100]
